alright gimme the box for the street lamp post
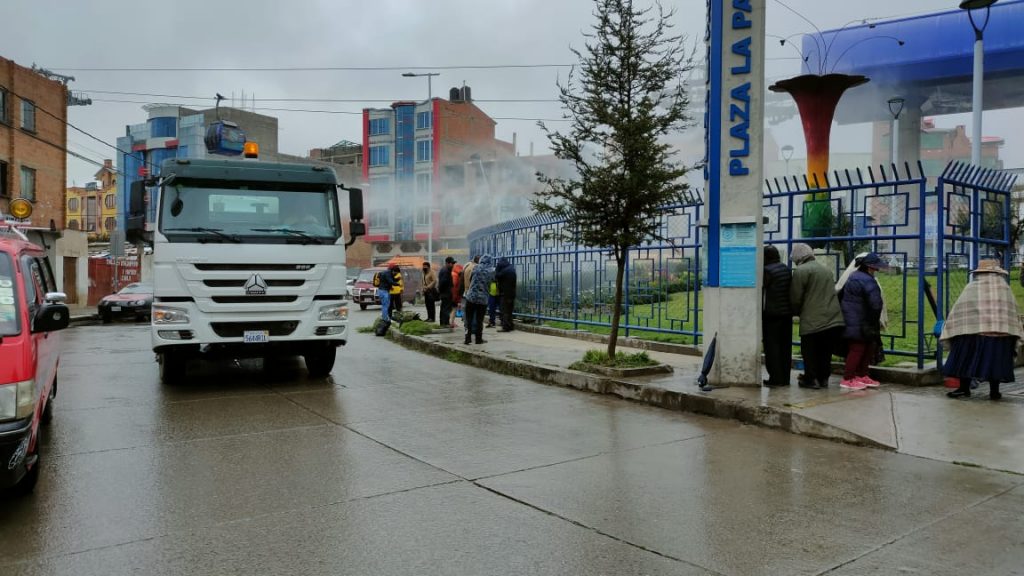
[401,71,440,100]
[402,71,441,265]
[781,144,794,177]
[886,97,905,238]
[960,0,998,167]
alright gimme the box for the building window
[19,167,35,202]
[444,165,465,187]
[369,117,390,136]
[443,204,460,225]
[104,194,116,209]
[105,217,117,231]
[85,197,97,231]
[416,172,432,196]
[368,209,390,229]
[67,220,79,231]
[0,161,8,197]
[20,99,36,132]
[369,175,391,193]
[415,207,431,226]
[416,140,432,163]
[369,145,390,167]
[416,111,432,130]
[0,88,8,124]
[68,197,80,212]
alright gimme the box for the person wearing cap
[789,243,845,390]
[941,259,1023,400]
[437,257,456,327]
[762,245,793,388]
[838,252,887,390]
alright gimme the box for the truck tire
[360,303,367,310]
[304,347,336,378]
[160,351,187,385]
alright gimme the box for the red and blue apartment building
[362,87,513,265]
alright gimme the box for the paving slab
[5,482,709,576]
[392,322,1024,473]
[479,429,1024,576]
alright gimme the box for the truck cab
[134,158,364,383]
[0,225,70,495]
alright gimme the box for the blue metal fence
[935,163,1019,365]
[468,196,705,344]
[467,161,1016,369]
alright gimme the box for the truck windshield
[0,253,21,337]
[159,180,341,244]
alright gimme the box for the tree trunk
[607,253,626,359]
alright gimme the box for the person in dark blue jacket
[838,253,886,389]
[494,258,517,332]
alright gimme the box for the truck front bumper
[151,302,348,355]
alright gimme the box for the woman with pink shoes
[838,253,887,390]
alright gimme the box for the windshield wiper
[249,228,323,245]
[164,227,242,243]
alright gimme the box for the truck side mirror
[126,180,147,243]
[349,222,366,238]
[348,187,364,221]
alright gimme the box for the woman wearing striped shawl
[940,259,1024,400]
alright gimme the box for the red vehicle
[98,282,153,323]
[0,227,70,495]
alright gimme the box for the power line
[88,98,572,121]
[78,89,562,103]
[50,63,576,73]
[5,88,161,172]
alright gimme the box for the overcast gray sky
[3,0,1020,185]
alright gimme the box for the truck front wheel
[159,350,188,384]
[304,347,336,378]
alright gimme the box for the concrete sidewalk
[392,320,1024,475]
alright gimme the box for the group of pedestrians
[764,245,1022,399]
[429,254,517,344]
[763,243,887,391]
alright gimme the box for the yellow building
[66,159,117,240]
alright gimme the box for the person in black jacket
[494,257,517,332]
[437,256,456,327]
[762,245,793,387]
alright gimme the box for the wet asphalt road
[1,310,1023,576]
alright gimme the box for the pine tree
[534,0,695,358]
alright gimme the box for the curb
[389,330,893,450]
[516,322,941,386]
[70,314,98,326]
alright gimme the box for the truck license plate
[243,330,269,344]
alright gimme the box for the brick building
[362,86,517,264]
[66,159,118,240]
[0,56,68,229]
[873,118,1004,180]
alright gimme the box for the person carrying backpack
[374,267,396,322]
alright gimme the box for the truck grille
[195,263,314,271]
[211,296,298,304]
[204,279,305,288]
[210,321,299,337]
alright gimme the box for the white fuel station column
[701,0,766,387]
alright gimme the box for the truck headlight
[153,306,189,324]
[319,304,348,322]
[0,380,35,421]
